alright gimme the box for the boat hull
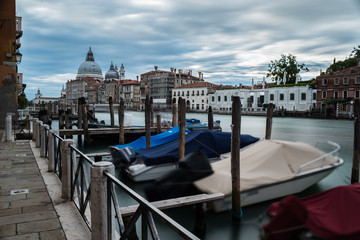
[211,157,344,212]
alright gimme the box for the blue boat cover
[113,127,191,151]
[136,130,259,166]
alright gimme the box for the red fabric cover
[263,183,360,240]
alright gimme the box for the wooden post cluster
[145,95,151,148]
[208,106,213,130]
[265,103,274,140]
[231,96,241,221]
[118,98,125,145]
[109,97,115,128]
[178,98,186,161]
[351,100,360,183]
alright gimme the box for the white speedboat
[194,140,344,212]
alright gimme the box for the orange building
[0,0,23,128]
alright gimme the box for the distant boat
[145,140,343,211]
[185,118,222,131]
[109,130,259,182]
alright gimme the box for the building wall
[0,0,18,128]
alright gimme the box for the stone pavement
[0,140,66,239]
[0,137,90,240]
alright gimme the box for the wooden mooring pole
[172,98,178,127]
[178,98,186,161]
[351,100,360,183]
[156,115,161,134]
[109,97,115,128]
[77,98,83,144]
[150,96,154,127]
[265,103,273,140]
[118,98,125,145]
[208,106,213,130]
[145,95,151,148]
[231,96,241,221]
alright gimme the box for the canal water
[57,110,354,239]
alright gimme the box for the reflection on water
[52,110,355,239]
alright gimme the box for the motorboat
[145,139,343,211]
[112,126,191,151]
[185,118,222,131]
[262,183,360,240]
[109,130,259,182]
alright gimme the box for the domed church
[76,47,103,80]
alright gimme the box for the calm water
[55,110,355,239]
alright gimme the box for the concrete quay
[0,131,90,240]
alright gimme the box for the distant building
[140,67,203,110]
[172,82,219,112]
[31,89,59,105]
[121,80,141,110]
[316,59,360,117]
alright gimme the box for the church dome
[76,47,103,79]
[105,61,119,79]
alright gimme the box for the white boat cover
[194,140,338,195]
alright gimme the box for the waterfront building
[266,85,316,112]
[172,82,219,112]
[140,67,203,110]
[0,0,23,127]
[316,59,360,117]
[121,80,141,110]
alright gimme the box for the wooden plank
[119,193,224,217]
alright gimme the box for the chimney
[136,76,139,81]
[198,72,202,80]
[202,73,204,81]
[154,66,158,72]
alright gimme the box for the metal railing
[32,117,200,239]
[70,145,94,228]
[105,172,199,240]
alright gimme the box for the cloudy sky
[17,0,360,98]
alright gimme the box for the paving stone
[17,218,62,235]
[0,210,57,225]
[0,207,21,217]
[0,224,16,237]
[39,229,66,240]
[1,233,39,240]
[22,204,54,214]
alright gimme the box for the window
[173,92,176,96]
[343,77,349,85]
[343,90,348,99]
[224,96,228,101]
[197,91,199,96]
[301,93,306,101]
[290,93,295,100]
[270,94,274,101]
[212,96,215,102]
[192,91,195,96]
[356,90,360,99]
[187,91,189,96]
[201,90,204,96]
[177,92,180,96]
[322,79,328,86]
[322,91,327,99]
[279,93,284,101]
[334,78,340,85]
[182,91,184,96]
[356,77,360,85]
[202,104,204,110]
[334,91,339,99]
[313,92,316,100]
[218,96,221,101]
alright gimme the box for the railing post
[5,114,12,142]
[36,120,43,148]
[48,129,57,172]
[91,162,115,240]
[40,124,49,157]
[32,118,38,141]
[61,139,74,200]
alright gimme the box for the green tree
[266,54,309,84]
[326,44,360,73]
[18,92,28,109]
